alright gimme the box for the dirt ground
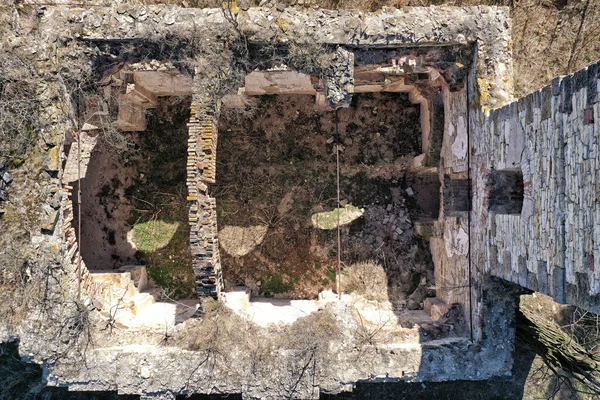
[73,97,196,298]
[216,93,438,304]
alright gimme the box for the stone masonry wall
[474,60,600,313]
[186,97,223,301]
[37,6,513,110]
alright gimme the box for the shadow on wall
[0,337,535,400]
[321,341,534,400]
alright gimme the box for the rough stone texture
[187,100,223,301]
[32,279,515,400]
[473,59,600,314]
[0,4,523,399]
[245,69,317,96]
[35,6,512,109]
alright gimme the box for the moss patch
[131,220,180,252]
[261,273,297,297]
[311,204,364,230]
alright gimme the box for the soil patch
[216,93,436,305]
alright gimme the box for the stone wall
[474,59,600,313]
[0,4,529,398]
[37,5,512,110]
[186,98,223,302]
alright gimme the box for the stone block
[573,67,588,92]
[552,76,562,97]
[2,171,13,185]
[133,71,192,102]
[541,86,552,121]
[244,70,317,96]
[551,266,566,303]
[41,209,59,233]
[537,261,549,294]
[423,297,450,321]
[518,255,527,288]
[503,250,512,281]
[565,282,579,308]
[524,93,533,125]
[43,146,60,173]
[560,75,573,114]
[526,270,538,292]
[586,62,598,106]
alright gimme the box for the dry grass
[219,225,268,257]
[341,260,389,302]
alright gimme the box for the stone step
[130,292,156,315]
[128,302,177,330]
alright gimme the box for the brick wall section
[186,98,223,301]
[477,60,600,312]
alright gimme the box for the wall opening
[443,175,471,216]
[488,169,524,215]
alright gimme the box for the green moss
[311,204,363,230]
[261,273,296,295]
[325,268,337,283]
[132,220,179,252]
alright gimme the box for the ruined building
[0,3,599,399]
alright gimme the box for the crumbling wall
[0,4,524,399]
[187,99,223,301]
[474,59,600,313]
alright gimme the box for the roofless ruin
[1,3,599,399]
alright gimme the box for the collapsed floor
[216,93,441,315]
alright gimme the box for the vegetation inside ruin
[124,97,196,299]
[71,94,195,299]
[216,92,435,304]
[1,1,600,399]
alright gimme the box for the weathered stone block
[537,261,549,294]
[43,146,60,173]
[541,86,552,121]
[560,75,573,114]
[573,67,588,92]
[552,76,563,96]
[526,270,538,292]
[586,61,598,106]
[524,93,534,124]
[551,266,566,303]
[518,255,527,288]
[244,70,317,96]
[41,209,59,233]
[503,250,512,281]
